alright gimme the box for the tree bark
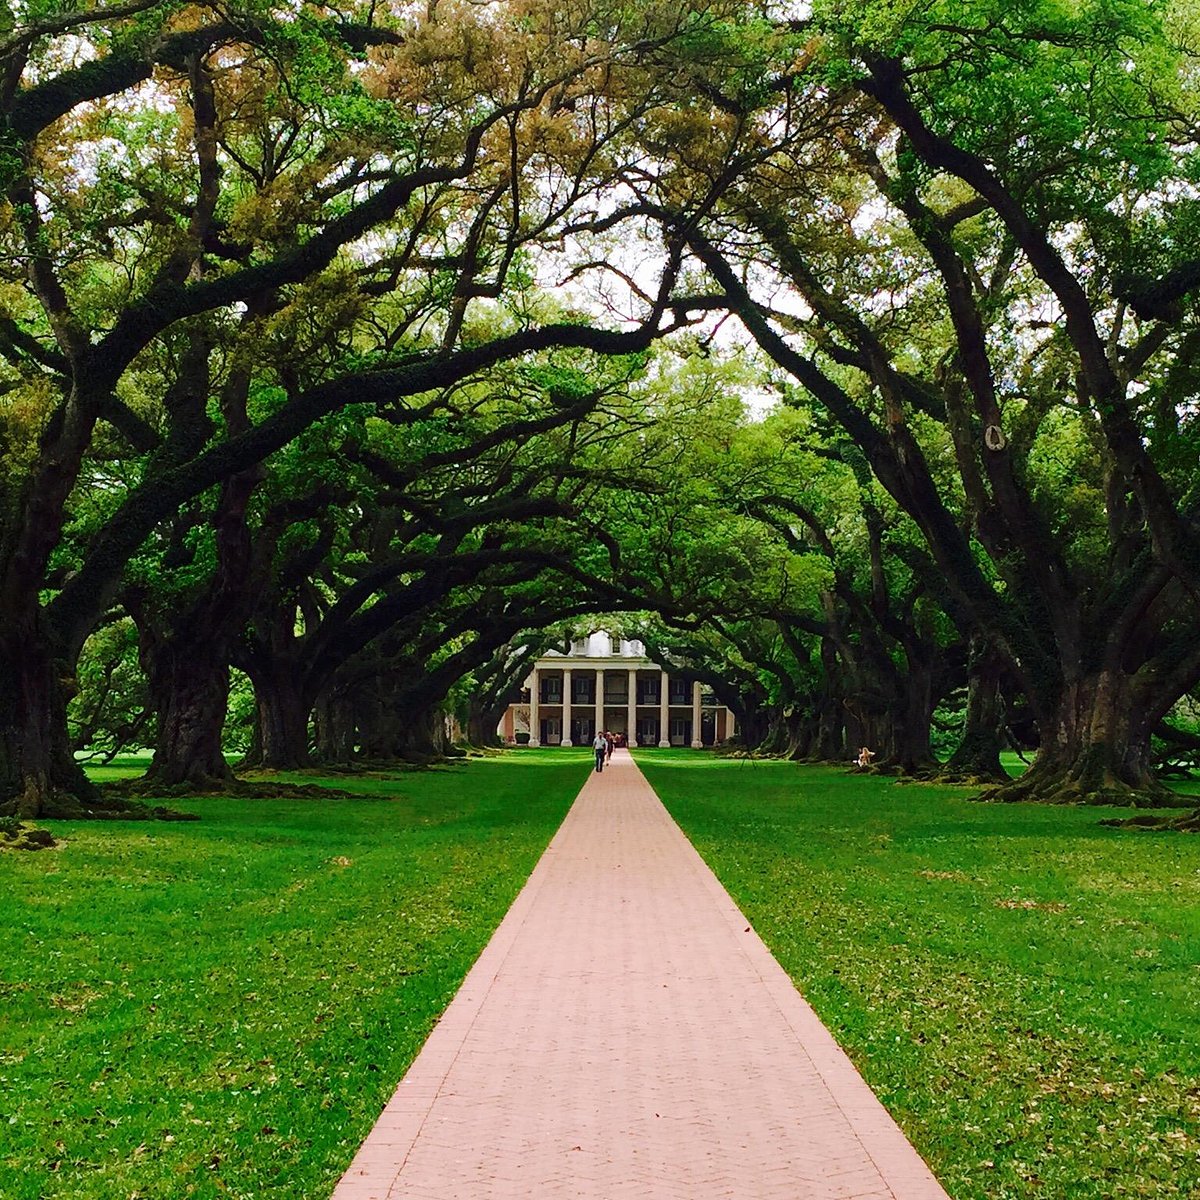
[731,701,771,751]
[986,669,1177,806]
[813,638,846,761]
[241,658,310,770]
[757,709,794,756]
[313,691,356,763]
[945,637,1007,780]
[395,707,448,761]
[140,632,235,788]
[0,619,98,817]
[464,697,505,748]
[886,651,938,774]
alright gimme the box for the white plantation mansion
[500,632,736,748]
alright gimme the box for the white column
[658,669,670,747]
[594,669,604,737]
[627,669,637,746]
[691,680,703,748]
[561,668,573,746]
[529,667,541,747]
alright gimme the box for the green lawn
[0,750,590,1200]
[9,748,1199,1199]
[636,751,1200,1199]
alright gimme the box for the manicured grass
[78,753,154,784]
[0,750,590,1199]
[636,751,1200,1200]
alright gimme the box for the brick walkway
[332,750,951,1199]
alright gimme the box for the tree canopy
[2,0,1199,819]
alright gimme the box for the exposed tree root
[0,818,57,849]
[311,753,450,770]
[899,769,999,787]
[106,776,352,800]
[1100,809,1200,833]
[453,744,507,758]
[973,768,1191,809]
[303,760,428,777]
[1,786,199,821]
[850,762,903,777]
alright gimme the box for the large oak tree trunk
[313,692,357,763]
[131,464,263,790]
[812,638,846,761]
[756,710,791,756]
[945,637,1007,780]
[987,669,1175,806]
[241,660,310,770]
[891,659,937,773]
[395,708,448,760]
[0,620,98,817]
[727,696,770,750]
[464,698,505,748]
[141,635,235,789]
[785,705,820,760]
[353,677,401,760]
[355,681,447,762]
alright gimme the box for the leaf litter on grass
[639,754,1200,1200]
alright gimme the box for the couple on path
[593,731,613,772]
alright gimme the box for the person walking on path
[605,730,615,761]
[592,731,607,772]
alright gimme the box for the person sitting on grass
[856,746,875,768]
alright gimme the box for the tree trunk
[945,636,1007,780]
[313,691,357,763]
[394,707,448,761]
[0,620,98,817]
[889,657,937,774]
[353,677,401,760]
[985,669,1177,806]
[242,660,310,770]
[141,635,235,788]
[464,698,505,748]
[785,708,817,760]
[730,700,770,750]
[812,639,846,761]
[129,462,263,791]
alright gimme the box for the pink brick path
[332,750,951,1199]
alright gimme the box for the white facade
[499,633,735,749]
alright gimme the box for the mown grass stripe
[638,751,1200,1200]
[0,750,589,1200]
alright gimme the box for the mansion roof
[532,631,652,668]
